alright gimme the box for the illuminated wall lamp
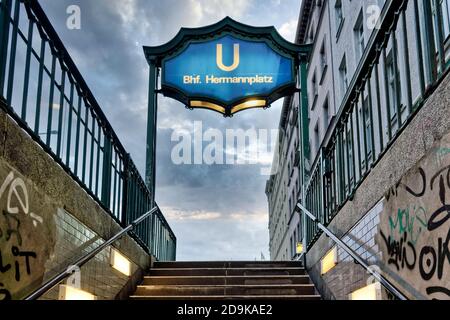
[110,248,131,277]
[321,247,338,275]
[350,282,382,300]
[58,285,96,300]
[296,242,304,255]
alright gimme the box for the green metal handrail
[25,207,159,300]
[302,0,450,250]
[297,203,408,300]
[0,0,176,261]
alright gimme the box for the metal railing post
[173,237,177,261]
[0,0,12,97]
[297,53,310,264]
[423,0,438,83]
[121,153,131,226]
[299,54,310,182]
[5,0,19,106]
[301,184,307,264]
[101,134,113,208]
[433,0,446,74]
[145,59,158,206]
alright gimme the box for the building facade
[267,0,450,299]
[267,0,335,261]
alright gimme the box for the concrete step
[142,275,311,286]
[131,261,320,301]
[134,284,316,296]
[130,295,322,301]
[153,261,303,269]
[148,267,306,277]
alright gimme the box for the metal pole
[423,0,437,83]
[297,54,310,265]
[145,59,158,206]
[6,0,19,105]
[433,0,445,75]
[0,0,12,97]
[299,55,310,181]
[101,135,113,208]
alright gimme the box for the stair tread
[132,261,320,300]
[153,261,302,265]
[150,267,305,271]
[155,261,299,262]
[138,284,315,288]
[144,275,309,278]
[130,295,321,299]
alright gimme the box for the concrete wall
[0,103,152,300]
[377,131,450,299]
[306,69,450,300]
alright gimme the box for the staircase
[130,261,321,300]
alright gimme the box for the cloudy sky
[39,0,301,261]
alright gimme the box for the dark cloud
[38,0,301,260]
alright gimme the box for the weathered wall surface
[306,70,450,300]
[0,105,151,300]
[377,131,450,300]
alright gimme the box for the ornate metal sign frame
[142,17,311,206]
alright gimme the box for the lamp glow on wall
[59,285,96,300]
[110,248,131,276]
[350,282,382,300]
[321,247,338,275]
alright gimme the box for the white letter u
[216,44,240,72]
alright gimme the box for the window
[362,97,374,160]
[313,70,318,95]
[335,0,344,32]
[386,51,401,125]
[309,22,315,43]
[314,122,320,156]
[339,56,349,100]
[320,40,328,84]
[320,41,327,75]
[346,126,354,188]
[291,150,295,173]
[354,11,365,62]
[358,97,374,169]
[323,99,329,130]
[311,70,318,108]
[290,236,294,258]
[293,230,297,257]
[289,196,292,215]
[441,0,450,38]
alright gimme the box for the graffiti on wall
[0,166,53,300]
[377,135,450,300]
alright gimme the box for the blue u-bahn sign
[144,17,310,117]
[163,35,295,112]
